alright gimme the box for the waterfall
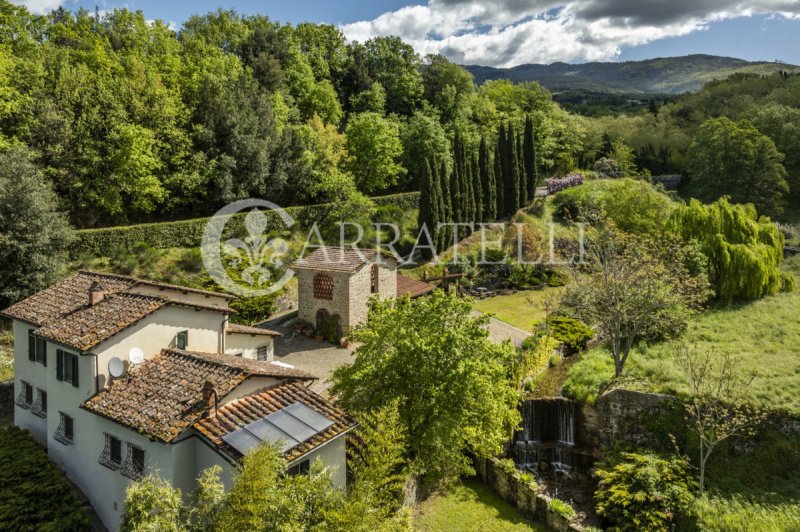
[514,398,577,472]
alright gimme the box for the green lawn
[473,288,565,332]
[415,479,548,532]
[564,257,800,414]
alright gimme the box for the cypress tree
[472,151,483,223]
[523,115,538,200]
[430,157,446,252]
[417,157,432,234]
[495,124,506,217]
[517,132,528,207]
[504,122,520,215]
[417,159,436,258]
[439,158,452,251]
[450,141,462,224]
[479,136,496,221]
[463,148,475,225]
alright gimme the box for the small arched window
[313,273,334,300]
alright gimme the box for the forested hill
[465,55,798,94]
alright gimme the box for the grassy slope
[0,331,13,382]
[564,255,800,414]
[415,479,546,532]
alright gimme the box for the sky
[13,0,800,67]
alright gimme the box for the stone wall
[297,270,351,330]
[474,457,585,531]
[581,388,676,448]
[0,380,13,416]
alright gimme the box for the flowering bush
[546,172,585,195]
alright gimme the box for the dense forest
[0,1,798,230]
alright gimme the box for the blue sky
[17,0,800,67]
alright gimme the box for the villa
[1,271,356,530]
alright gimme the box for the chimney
[89,281,106,306]
[202,381,219,417]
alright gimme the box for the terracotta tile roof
[293,247,394,273]
[35,293,168,351]
[226,323,281,337]
[82,349,315,443]
[1,271,236,349]
[397,274,436,299]
[193,381,356,462]
[0,271,136,326]
[129,277,236,300]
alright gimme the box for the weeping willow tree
[671,198,795,303]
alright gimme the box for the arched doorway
[316,308,330,331]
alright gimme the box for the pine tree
[517,132,528,207]
[504,122,520,215]
[479,136,497,222]
[523,115,538,202]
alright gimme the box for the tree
[471,152,483,222]
[503,122,520,216]
[563,230,699,376]
[400,110,450,190]
[344,112,404,193]
[479,136,497,222]
[494,130,505,217]
[350,82,386,114]
[331,291,521,483]
[670,198,794,302]
[417,159,439,256]
[523,115,538,201]
[120,474,184,532]
[687,117,789,216]
[0,148,72,308]
[676,347,766,495]
[438,158,453,251]
[421,54,474,123]
[362,36,423,116]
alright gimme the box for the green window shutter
[56,350,63,381]
[28,330,35,362]
[40,339,47,368]
[71,355,79,388]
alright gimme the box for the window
[28,330,46,366]
[176,330,188,350]
[313,273,333,300]
[288,460,310,477]
[16,380,33,409]
[371,264,380,294]
[257,344,270,362]
[122,443,146,480]
[32,389,47,418]
[54,413,74,445]
[56,350,79,387]
[99,434,123,470]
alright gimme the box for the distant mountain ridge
[464,54,799,94]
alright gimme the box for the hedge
[0,426,91,529]
[71,192,420,257]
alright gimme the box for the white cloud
[340,0,800,66]
[11,0,65,15]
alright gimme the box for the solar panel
[284,403,336,433]
[220,402,335,455]
[267,409,319,443]
[221,428,262,455]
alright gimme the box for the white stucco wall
[92,306,226,389]
[225,333,274,361]
[289,434,348,489]
[12,320,49,444]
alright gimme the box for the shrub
[554,178,676,234]
[594,157,623,178]
[496,458,517,475]
[548,354,561,367]
[230,294,278,326]
[545,172,585,195]
[548,498,575,520]
[316,312,343,343]
[109,242,162,276]
[594,452,696,532]
[517,472,537,486]
[0,426,91,529]
[538,316,595,355]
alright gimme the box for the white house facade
[2,271,356,531]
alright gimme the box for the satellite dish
[108,357,125,378]
[129,347,145,365]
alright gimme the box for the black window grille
[54,413,74,445]
[99,433,123,470]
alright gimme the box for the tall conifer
[523,115,538,201]
[504,122,520,215]
[495,124,506,217]
[517,132,528,207]
[439,158,452,251]
[479,136,496,221]
[472,152,483,222]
